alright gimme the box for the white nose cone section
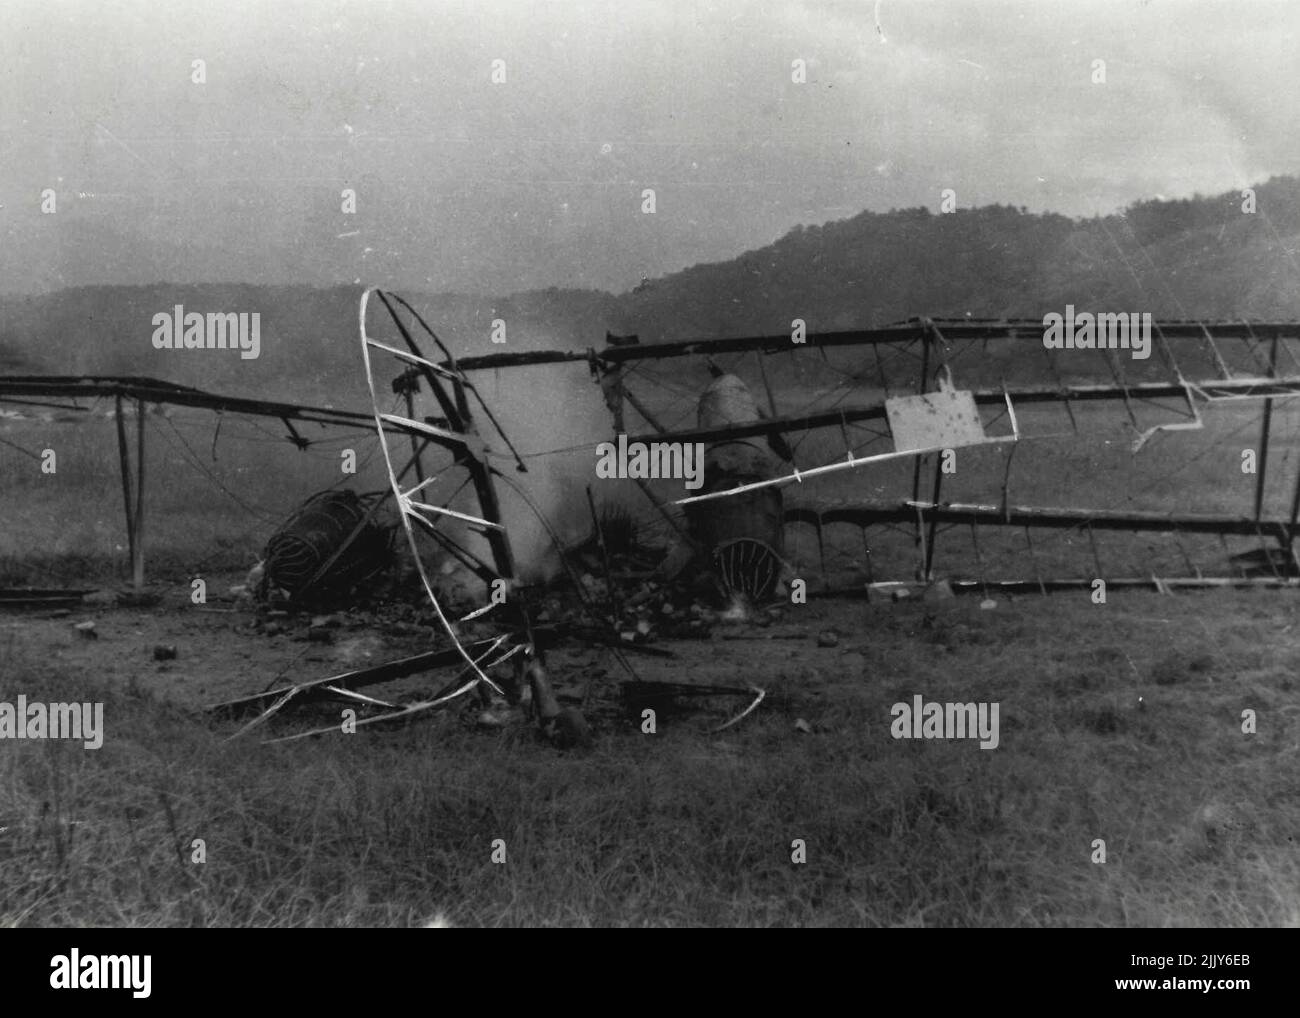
[689,373,784,603]
[697,373,775,479]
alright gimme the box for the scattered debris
[794,718,813,734]
[711,684,766,733]
[817,629,840,648]
[621,679,766,732]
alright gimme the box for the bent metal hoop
[357,286,504,699]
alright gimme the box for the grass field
[2,586,1298,927]
[3,373,1300,927]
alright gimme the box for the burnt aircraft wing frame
[435,314,1300,592]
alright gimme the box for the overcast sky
[1,0,1296,296]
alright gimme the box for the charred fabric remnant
[684,370,788,602]
[260,489,394,601]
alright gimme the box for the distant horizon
[3,172,1290,303]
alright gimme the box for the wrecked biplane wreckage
[210,289,763,743]
[9,295,1300,742]
[421,312,1300,611]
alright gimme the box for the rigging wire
[0,434,43,462]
